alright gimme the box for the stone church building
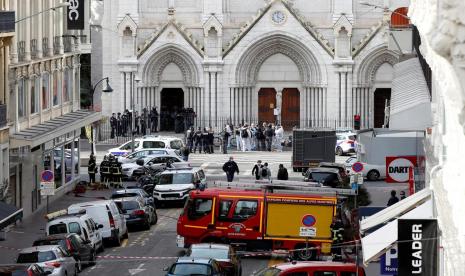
[93,0,410,130]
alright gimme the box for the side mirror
[136,159,145,166]
[98,224,104,229]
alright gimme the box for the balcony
[0,11,15,34]
[0,104,7,128]
[17,41,25,62]
[42,37,49,57]
[30,39,38,59]
[63,36,73,53]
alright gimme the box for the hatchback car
[118,148,181,164]
[33,234,96,271]
[122,154,187,179]
[335,132,357,156]
[319,162,349,184]
[344,157,386,181]
[111,188,155,207]
[108,136,184,156]
[113,197,157,229]
[303,167,343,188]
[186,244,241,276]
[16,245,77,276]
[165,258,226,276]
[0,264,50,276]
[253,261,366,276]
[153,168,207,204]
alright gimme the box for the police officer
[110,113,117,139]
[207,127,215,154]
[193,127,202,153]
[88,154,97,184]
[222,126,230,154]
[201,128,209,154]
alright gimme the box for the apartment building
[7,0,98,218]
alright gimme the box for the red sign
[385,156,418,183]
[352,162,364,173]
[41,170,54,182]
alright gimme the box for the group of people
[109,107,160,138]
[222,158,289,182]
[87,154,124,188]
[160,107,196,133]
[186,127,216,154]
[220,122,285,154]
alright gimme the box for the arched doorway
[373,88,391,128]
[160,88,184,131]
[258,88,276,125]
[281,88,300,129]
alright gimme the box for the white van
[46,212,104,252]
[108,136,184,156]
[153,168,206,203]
[68,200,128,246]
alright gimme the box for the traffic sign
[301,214,316,227]
[41,170,54,182]
[40,182,55,196]
[380,246,398,275]
[352,162,364,173]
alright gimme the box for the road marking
[128,263,146,275]
[121,239,128,247]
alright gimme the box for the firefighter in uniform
[88,154,97,185]
[99,155,111,188]
[109,155,123,188]
[330,217,345,261]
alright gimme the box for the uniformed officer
[109,155,123,188]
[88,154,97,184]
[99,155,111,187]
[330,216,345,261]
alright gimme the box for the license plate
[176,235,185,248]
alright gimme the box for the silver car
[17,245,77,276]
[118,148,181,164]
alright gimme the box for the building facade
[7,0,98,218]
[94,0,410,130]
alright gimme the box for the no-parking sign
[385,156,417,183]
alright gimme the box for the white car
[153,168,206,203]
[16,245,77,276]
[335,132,357,156]
[68,200,128,246]
[108,136,184,156]
[122,154,188,179]
[345,157,386,181]
[117,148,181,164]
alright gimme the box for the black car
[303,167,344,188]
[186,243,242,276]
[114,197,157,230]
[0,264,50,276]
[165,258,226,276]
[32,233,96,270]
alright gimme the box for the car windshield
[159,173,193,185]
[33,239,67,249]
[170,140,183,149]
[253,267,282,276]
[120,141,140,151]
[142,141,165,149]
[189,248,229,259]
[111,193,138,199]
[169,263,211,275]
[116,201,140,211]
[310,172,337,182]
[17,251,57,263]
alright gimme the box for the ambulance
[176,182,354,260]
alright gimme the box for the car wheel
[336,147,344,156]
[367,170,380,181]
[151,212,158,225]
[114,233,121,246]
[144,219,151,230]
[89,251,96,266]
[122,229,129,240]
[75,258,82,273]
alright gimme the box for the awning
[10,110,102,148]
[0,201,23,229]
[360,188,434,264]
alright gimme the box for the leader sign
[67,0,84,30]
[386,156,417,183]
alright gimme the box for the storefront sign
[398,219,438,276]
[67,0,84,30]
[386,156,418,183]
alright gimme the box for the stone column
[276,89,283,125]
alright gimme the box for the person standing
[222,157,239,182]
[222,126,230,154]
[387,190,399,206]
[225,124,232,149]
[134,111,140,135]
[400,190,406,200]
[275,125,284,152]
[208,127,215,154]
[193,127,202,153]
[181,145,190,161]
[186,127,194,153]
[241,125,250,152]
[110,113,117,139]
[235,126,242,151]
[257,125,266,151]
[261,162,272,182]
[265,124,274,152]
[252,160,263,180]
[277,164,289,180]
[152,107,159,132]
[116,113,122,136]
[201,127,209,154]
[88,154,97,184]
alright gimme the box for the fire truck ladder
[211,180,357,197]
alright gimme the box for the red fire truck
[177,182,354,260]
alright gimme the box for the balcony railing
[17,41,26,62]
[0,11,15,33]
[63,36,73,53]
[0,104,7,128]
[53,36,61,55]
[42,37,49,57]
[30,39,38,59]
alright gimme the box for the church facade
[93,0,409,130]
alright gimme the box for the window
[85,220,94,233]
[159,173,193,185]
[233,200,258,219]
[219,200,232,219]
[18,78,27,118]
[149,157,167,164]
[187,198,212,219]
[68,222,81,235]
[169,264,211,275]
[53,70,61,106]
[198,170,206,180]
[63,68,72,102]
[17,251,57,263]
[48,223,67,235]
[120,141,140,150]
[142,141,165,149]
[31,77,40,114]
[189,248,229,259]
[170,140,183,149]
[314,272,336,276]
[42,73,50,109]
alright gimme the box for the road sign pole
[46,196,49,214]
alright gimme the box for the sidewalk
[0,188,112,264]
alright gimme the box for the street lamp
[15,2,70,23]
[90,77,114,154]
[133,76,142,153]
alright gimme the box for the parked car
[253,261,366,276]
[185,244,241,276]
[344,157,386,181]
[117,148,181,164]
[45,212,103,252]
[108,136,184,156]
[153,168,206,204]
[122,154,188,179]
[16,245,77,276]
[303,167,344,188]
[0,264,50,276]
[111,188,155,207]
[164,258,226,276]
[335,132,357,156]
[33,233,96,271]
[68,200,128,246]
[319,162,349,184]
[113,197,157,229]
